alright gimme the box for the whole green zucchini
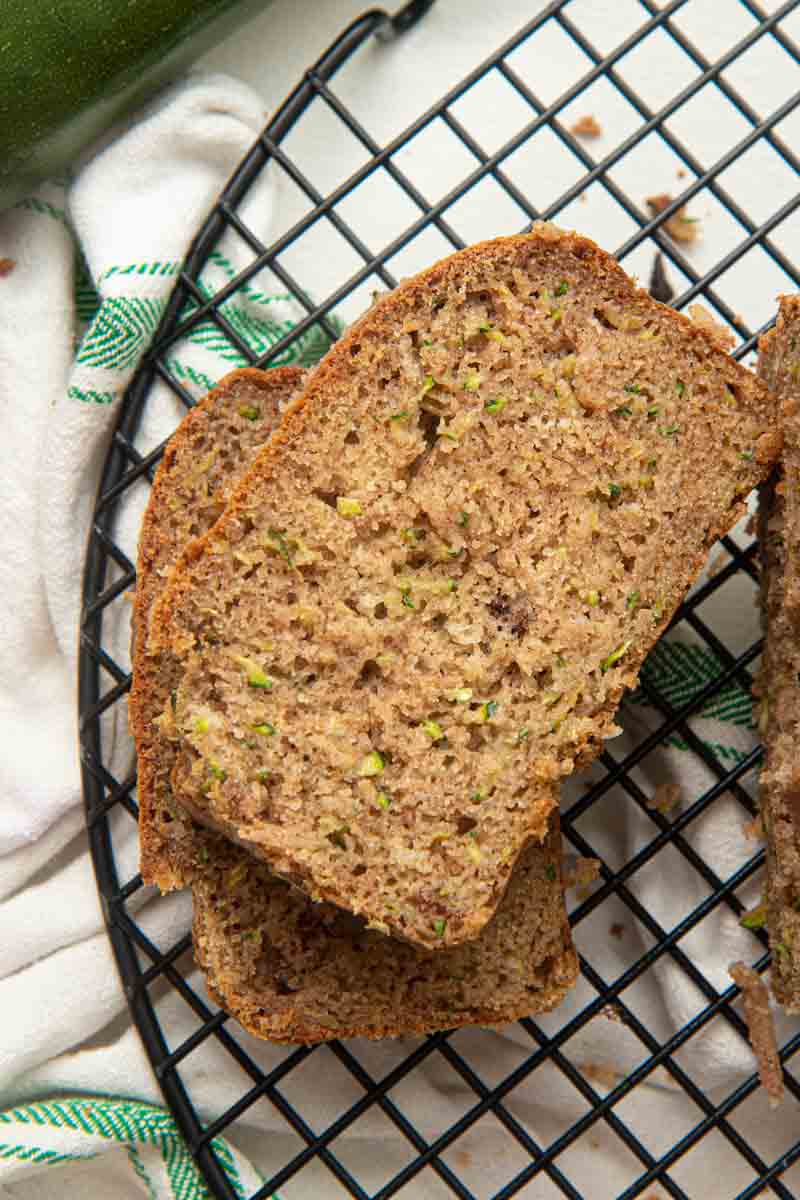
[0,0,270,210]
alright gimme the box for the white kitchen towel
[0,53,798,1200]
[0,71,325,1199]
[0,1095,263,1199]
[2,73,326,855]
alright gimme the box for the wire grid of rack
[79,1,800,1197]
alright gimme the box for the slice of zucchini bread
[154,225,779,949]
[129,367,306,890]
[758,295,800,1011]
[132,366,577,1039]
[193,823,576,1042]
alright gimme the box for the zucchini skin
[0,0,267,208]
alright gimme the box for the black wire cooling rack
[79,2,800,1197]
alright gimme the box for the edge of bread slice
[129,366,306,890]
[152,226,780,948]
[757,295,800,1011]
[192,823,576,1042]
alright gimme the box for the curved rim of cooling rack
[78,5,436,1198]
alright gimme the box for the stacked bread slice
[757,296,800,1012]
[130,364,576,1040]
[132,226,780,1040]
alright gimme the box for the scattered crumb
[647,192,673,213]
[739,902,767,931]
[609,922,625,940]
[707,548,728,579]
[648,783,682,814]
[677,167,687,179]
[564,856,601,890]
[745,514,757,537]
[599,1003,626,1024]
[743,814,765,841]
[648,252,674,305]
[687,303,735,351]
[754,693,769,735]
[579,191,588,205]
[570,114,602,139]
[0,257,16,277]
[646,192,701,244]
[581,1061,620,1089]
[455,1150,473,1169]
[729,961,783,1108]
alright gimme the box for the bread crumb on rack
[609,922,625,939]
[564,856,601,889]
[739,903,767,931]
[742,814,765,841]
[570,114,602,138]
[646,193,701,245]
[728,960,784,1108]
[0,257,16,277]
[581,1061,620,1088]
[706,548,728,579]
[648,783,682,814]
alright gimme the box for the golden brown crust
[152,226,780,947]
[129,367,306,888]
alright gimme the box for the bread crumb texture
[155,227,778,949]
[757,294,800,1011]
